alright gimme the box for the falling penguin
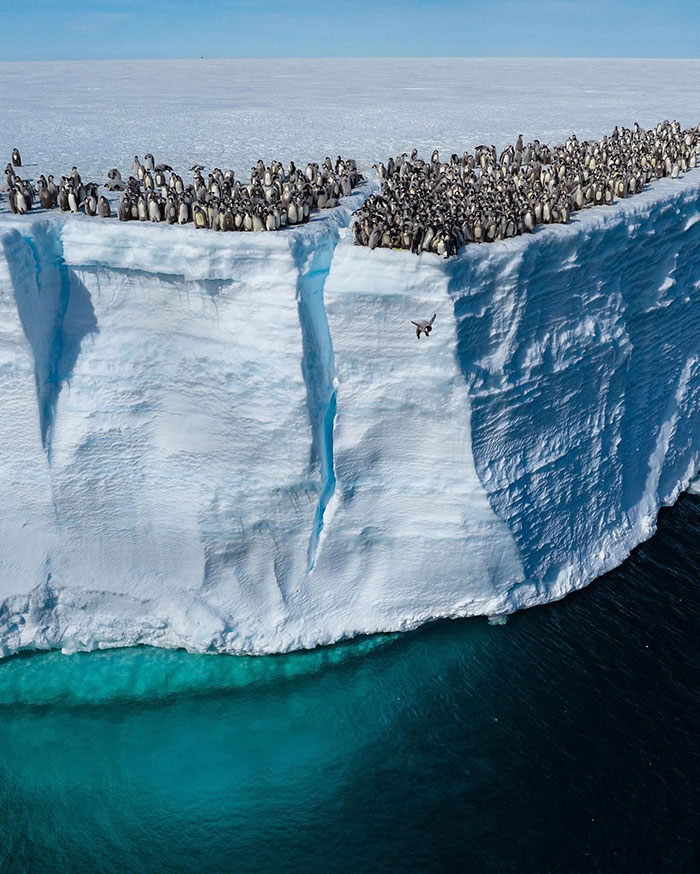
[411,313,436,339]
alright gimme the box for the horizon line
[2,55,700,63]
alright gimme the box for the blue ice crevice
[2,221,99,460]
[292,227,343,573]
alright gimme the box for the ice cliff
[1,176,700,656]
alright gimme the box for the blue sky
[2,0,700,61]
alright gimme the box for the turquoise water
[2,497,700,872]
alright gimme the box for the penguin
[351,221,365,246]
[68,186,80,213]
[39,181,53,210]
[11,148,21,167]
[411,224,425,254]
[148,196,162,222]
[58,185,70,212]
[15,186,28,215]
[98,196,111,218]
[368,226,383,250]
[411,314,436,339]
[165,197,178,224]
[193,204,208,228]
[117,195,131,221]
[21,179,35,210]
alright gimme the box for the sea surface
[1,492,699,873]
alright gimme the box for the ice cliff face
[1,176,700,656]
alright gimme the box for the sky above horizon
[2,0,699,62]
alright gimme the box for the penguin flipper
[410,321,419,327]
[428,313,436,325]
[416,327,421,339]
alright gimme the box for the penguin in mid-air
[411,314,436,339]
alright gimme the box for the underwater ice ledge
[0,173,700,657]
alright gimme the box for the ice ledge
[0,174,700,655]
[0,184,374,281]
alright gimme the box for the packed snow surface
[3,58,700,184]
[2,59,700,655]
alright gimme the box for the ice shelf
[1,174,700,655]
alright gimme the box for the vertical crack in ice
[293,231,342,573]
[3,224,63,456]
[309,388,337,571]
[3,221,98,462]
[42,231,72,461]
[297,186,376,572]
[20,232,56,451]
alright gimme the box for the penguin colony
[352,120,700,258]
[3,164,107,217]
[1,151,363,231]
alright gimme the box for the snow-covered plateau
[1,166,700,656]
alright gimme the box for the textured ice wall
[326,176,700,620]
[1,176,699,655]
[454,180,700,604]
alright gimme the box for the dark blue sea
[1,494,700,873]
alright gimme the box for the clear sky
[2,0,699,61]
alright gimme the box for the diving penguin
[411,313,436,339]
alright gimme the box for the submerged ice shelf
[1,174,700,656]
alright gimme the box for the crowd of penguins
[352,119,700,258]
[2,149,363,231]
[4,118,700,256]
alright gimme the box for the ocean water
[1,493,700,873]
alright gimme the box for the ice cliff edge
[1,176,700,656]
